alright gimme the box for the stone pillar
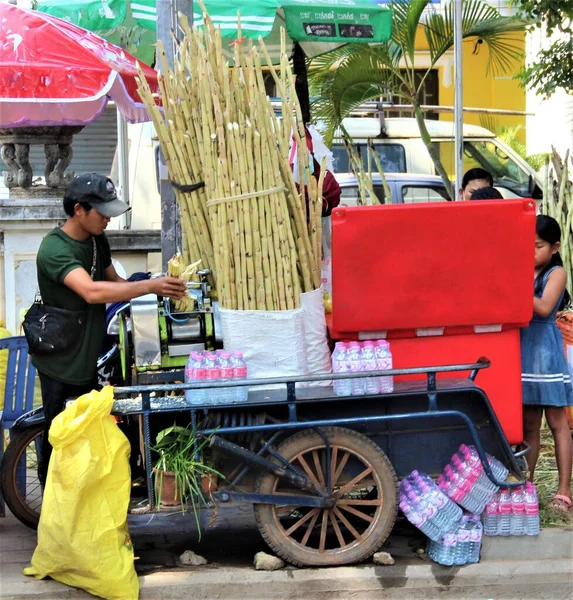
[0,126,83,190]
[0,126,82,331]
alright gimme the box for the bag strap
[90,236,97,280]
[34,237,98,303]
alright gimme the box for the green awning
[34,0,157,65]
[195,0,393,63]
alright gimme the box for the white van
[330,117,542,199]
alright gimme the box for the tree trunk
[413,103,455,199]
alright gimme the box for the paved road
[2,510,572,600]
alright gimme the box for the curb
[480,528,573,561]
[5,558,573,600]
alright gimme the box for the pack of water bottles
[437,444,509,515]
[331,340,393,397]
[399,470,463,542]
[427,513,483,566]
[185,350,248,405]
[482,482,540,536]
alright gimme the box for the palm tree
[309,0,524,191]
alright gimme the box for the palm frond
[424,0,524,75]
[311,51,406,144]
[390,0,431,63]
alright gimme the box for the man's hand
[148,277,187,300]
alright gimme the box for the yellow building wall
[415,30,526,140]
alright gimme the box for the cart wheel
[0,425,44,530]
[254,427,398,567]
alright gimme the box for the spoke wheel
[254,427,398,567]
[1,425,44,529]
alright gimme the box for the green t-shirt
[31,228,112,385]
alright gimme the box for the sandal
[548,495,572,512]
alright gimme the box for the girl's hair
[535,215,571,309]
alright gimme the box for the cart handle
[114,357,491,395]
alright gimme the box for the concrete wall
[0,194,161,334]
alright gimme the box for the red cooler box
[331,199,536,336]
[329,200,536,445]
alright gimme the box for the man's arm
[105,263,126,283]
[63,267,186,304]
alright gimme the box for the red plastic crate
[388,330,523,445]
[331,199,536,336]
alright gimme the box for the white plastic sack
[301,288,332,386]
[220,306,307,384]
[321,217,332,293]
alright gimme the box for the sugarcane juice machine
[128,269,222,380]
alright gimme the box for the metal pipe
[156,0,194,269]
[209,435,320,494]
[453,0,464,198]
[203,409,525,488]
[116,110,130,229]
[114,358,491,395]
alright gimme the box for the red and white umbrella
[0,4,159,128]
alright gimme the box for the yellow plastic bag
[24,387,139,600]
[0,320,12,411]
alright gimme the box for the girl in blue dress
[521,215,572,512]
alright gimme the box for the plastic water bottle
[403,491,442,541]
[467,515,483,563]
[486,453,509,482]
[204,352,221,404]
[185,352,207,404]
[185,352,200,404]
[450,455,488,514]
[440,467,466,504]
[510,485,526,536]
[483,491,500,536]
[361,341,380,395]
[428,531,457,566]
[453,517,471,565]
[374,340,394,393]
[497,489,512,536]
[230,351,248,402]
[217,352,235,403]
[332,342,352,397]
[348,342,366,396]
[524,482,540,536]
[458,445,498,499]
[415,477,462,532]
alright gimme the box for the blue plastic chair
[1,336,38,517]
[1,336,37,432]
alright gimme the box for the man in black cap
[33,173,186,483]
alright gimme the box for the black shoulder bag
[24,237,97,355]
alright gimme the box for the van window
[402,185,451,203]
[331,143,407,174]
[340,184,386,206]
[436,140,531,197]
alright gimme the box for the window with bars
[381,69,439,120]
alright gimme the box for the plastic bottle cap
[349,341,361,348]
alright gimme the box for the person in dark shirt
[33,173,186,483]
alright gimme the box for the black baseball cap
[65,173,130,218]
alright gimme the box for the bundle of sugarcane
[542,148,573,294]
[136,9,323,311]
[167,254,201,312]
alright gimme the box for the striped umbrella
[194,0,393,63]
[35,0,157,65]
